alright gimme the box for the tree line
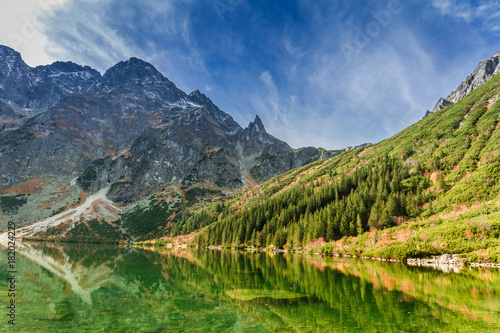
[171,155,438,249]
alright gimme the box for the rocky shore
[406,254,500,269]
[160,245,500,271]
[246,248,500,271]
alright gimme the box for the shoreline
[8,238,499,269]
[139,243,500,270]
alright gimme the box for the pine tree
[340,213,349,236]
[356,213,363,236]
[380,206,393,228]
[387,194,401,217]
[368,202,380,229]
[237,223,245,246]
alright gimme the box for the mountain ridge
[0,45,101,110]
[0,45,335,234]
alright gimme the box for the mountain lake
[1,242,499,332]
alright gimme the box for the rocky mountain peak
[446,51,500,103]
[99,57,165,86]
[431,97,453,113]
[426,50,500,116]
[240,115,274,149]
[0,44,102,109]
[94,57,185,102]
[243,115,267,137]
[37,60,99,75]
[252,115,264,130]
[0,46,334,203]
[189,89,202,97]
[188,90,210,104]
[0,45,29,78]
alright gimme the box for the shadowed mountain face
[0,45,333,202]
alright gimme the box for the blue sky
[1,0,499,149]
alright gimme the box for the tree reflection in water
[1,243,498,332]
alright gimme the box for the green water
[1,243,499,332]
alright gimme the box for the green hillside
[139,72,500,262]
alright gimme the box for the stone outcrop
[425,51,500,116]
[432,97,454,113]
[446,51,500,103]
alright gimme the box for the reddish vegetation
[438,203,482,219]
[394,228,411,242]
[33,130,49,138]
[465,228,488,240]
[68,106,89,115]
[0,178,44,195]
[36,186,73,211]
[305,237,326,249]
[358,146,374,158]
[245,174,259,188]
[151,123,170,129]
[75,190,88,207]
[306,259,327,272]
[166,229,203,246]
[377,230,393,248]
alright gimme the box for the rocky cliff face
[430,97,454,113]
[0,100,24,135]
[0,46,333,204]
[446,51,500,103]
[426,51,500,116]
[238,115,294,183]
[238,116,335,183]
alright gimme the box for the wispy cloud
[227,1,459,149]
[38,0,210,92]
[430,0,474,21]
[35,0,139,71]
[430,0,500,32]
[254,70,293,135]
[0,0,69,66]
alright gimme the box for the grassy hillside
[140,72,500,261]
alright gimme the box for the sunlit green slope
[143,72,500,261]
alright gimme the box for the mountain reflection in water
[1,243,498,332]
